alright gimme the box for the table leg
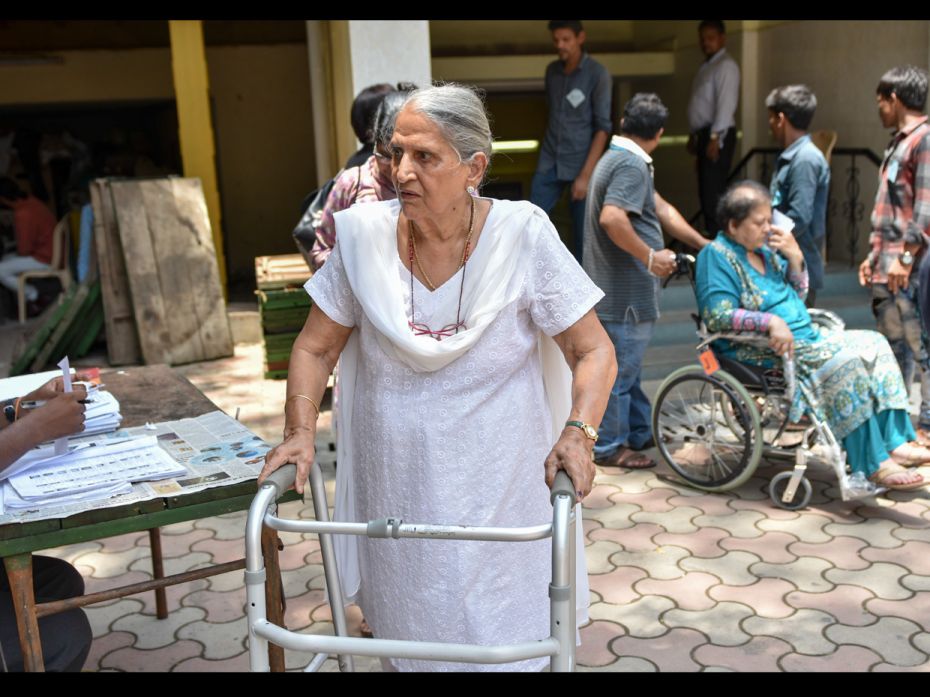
[3,553,44,672]
[148,528,169,620]
[261,526,285,672]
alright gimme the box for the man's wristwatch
[3,399,16,424]
[899,250,914,266]
[565,420,598,442]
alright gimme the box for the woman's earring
[466,185,477,197]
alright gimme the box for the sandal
[891,441,930,467]
[870,463,925,491]
[597,446,656,470]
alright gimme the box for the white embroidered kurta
[305,199,603,671]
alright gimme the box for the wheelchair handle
[661,253,697,289]
[260,463,298,496]
[550,470,577,506]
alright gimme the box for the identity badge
[887,159,899,183]
[565,88,586,108]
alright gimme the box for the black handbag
[292,166,361,267]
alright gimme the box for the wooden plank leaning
[89,179,142,366]
[110,178,233,365]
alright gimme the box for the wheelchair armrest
[808,308,846,332]
[260,463,298,497]
[696,331,770,352]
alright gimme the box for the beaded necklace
[407,196,475,340]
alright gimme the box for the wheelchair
[651,254,858,510]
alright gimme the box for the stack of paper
[79,386,122,438]
[0,435,186,513]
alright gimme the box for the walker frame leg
[308,462,355,673]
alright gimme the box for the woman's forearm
[282,306,352,438]
[786,259,809,300]
[566,340,616,430]
[283,342,335,438]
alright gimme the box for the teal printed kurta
[696,233,909,440]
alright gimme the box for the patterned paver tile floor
[39,343,930,671]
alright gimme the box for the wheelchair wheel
[652,366,763,491]
[768,471,812,510]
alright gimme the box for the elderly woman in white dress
[259,83,616,672]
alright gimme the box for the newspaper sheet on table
[0,410,272,524]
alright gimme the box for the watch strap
[565,420,598,441]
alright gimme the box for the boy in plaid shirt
[859,65,930,444]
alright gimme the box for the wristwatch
[899,250,914,266]
[3,399,16,424]
[565,420,598,442]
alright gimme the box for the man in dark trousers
[583,93,707,469]
[860,65,930,445]
[531,19,612,262]
[687,19,740,236]
[0,376,93,672]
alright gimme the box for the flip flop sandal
[613,447,657,470]
[870,463,925,491]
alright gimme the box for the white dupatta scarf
[331,198,588,622]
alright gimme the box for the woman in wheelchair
[695,181,927,491]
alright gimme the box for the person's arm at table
[0,388,87,471]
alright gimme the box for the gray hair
[717,180,771,234]
[403,83,493,167]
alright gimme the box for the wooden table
[0,364,294,671]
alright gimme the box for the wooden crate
[255,254,314,380]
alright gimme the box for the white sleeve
[712,60,741,138]
[304,238,358,328]
[526,210,605,336]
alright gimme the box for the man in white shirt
[687,19,740,236]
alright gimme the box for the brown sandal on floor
[597,446,656,470]
[870,463,925,491]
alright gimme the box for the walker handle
[550,470,577,506]
[261,463,298,497]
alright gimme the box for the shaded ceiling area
[429,20,639,56]
[0,20,307,51]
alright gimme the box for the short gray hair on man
[402,83,494,167]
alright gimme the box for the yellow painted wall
[205,43,316,282]
[0,49,174,102]
[0,43,316,285]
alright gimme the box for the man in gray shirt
[584,93,708,469]
[532,20,612,262]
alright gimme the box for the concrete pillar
[738,22,760,181]
[168,20,226,287]
[305,20,431,181]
